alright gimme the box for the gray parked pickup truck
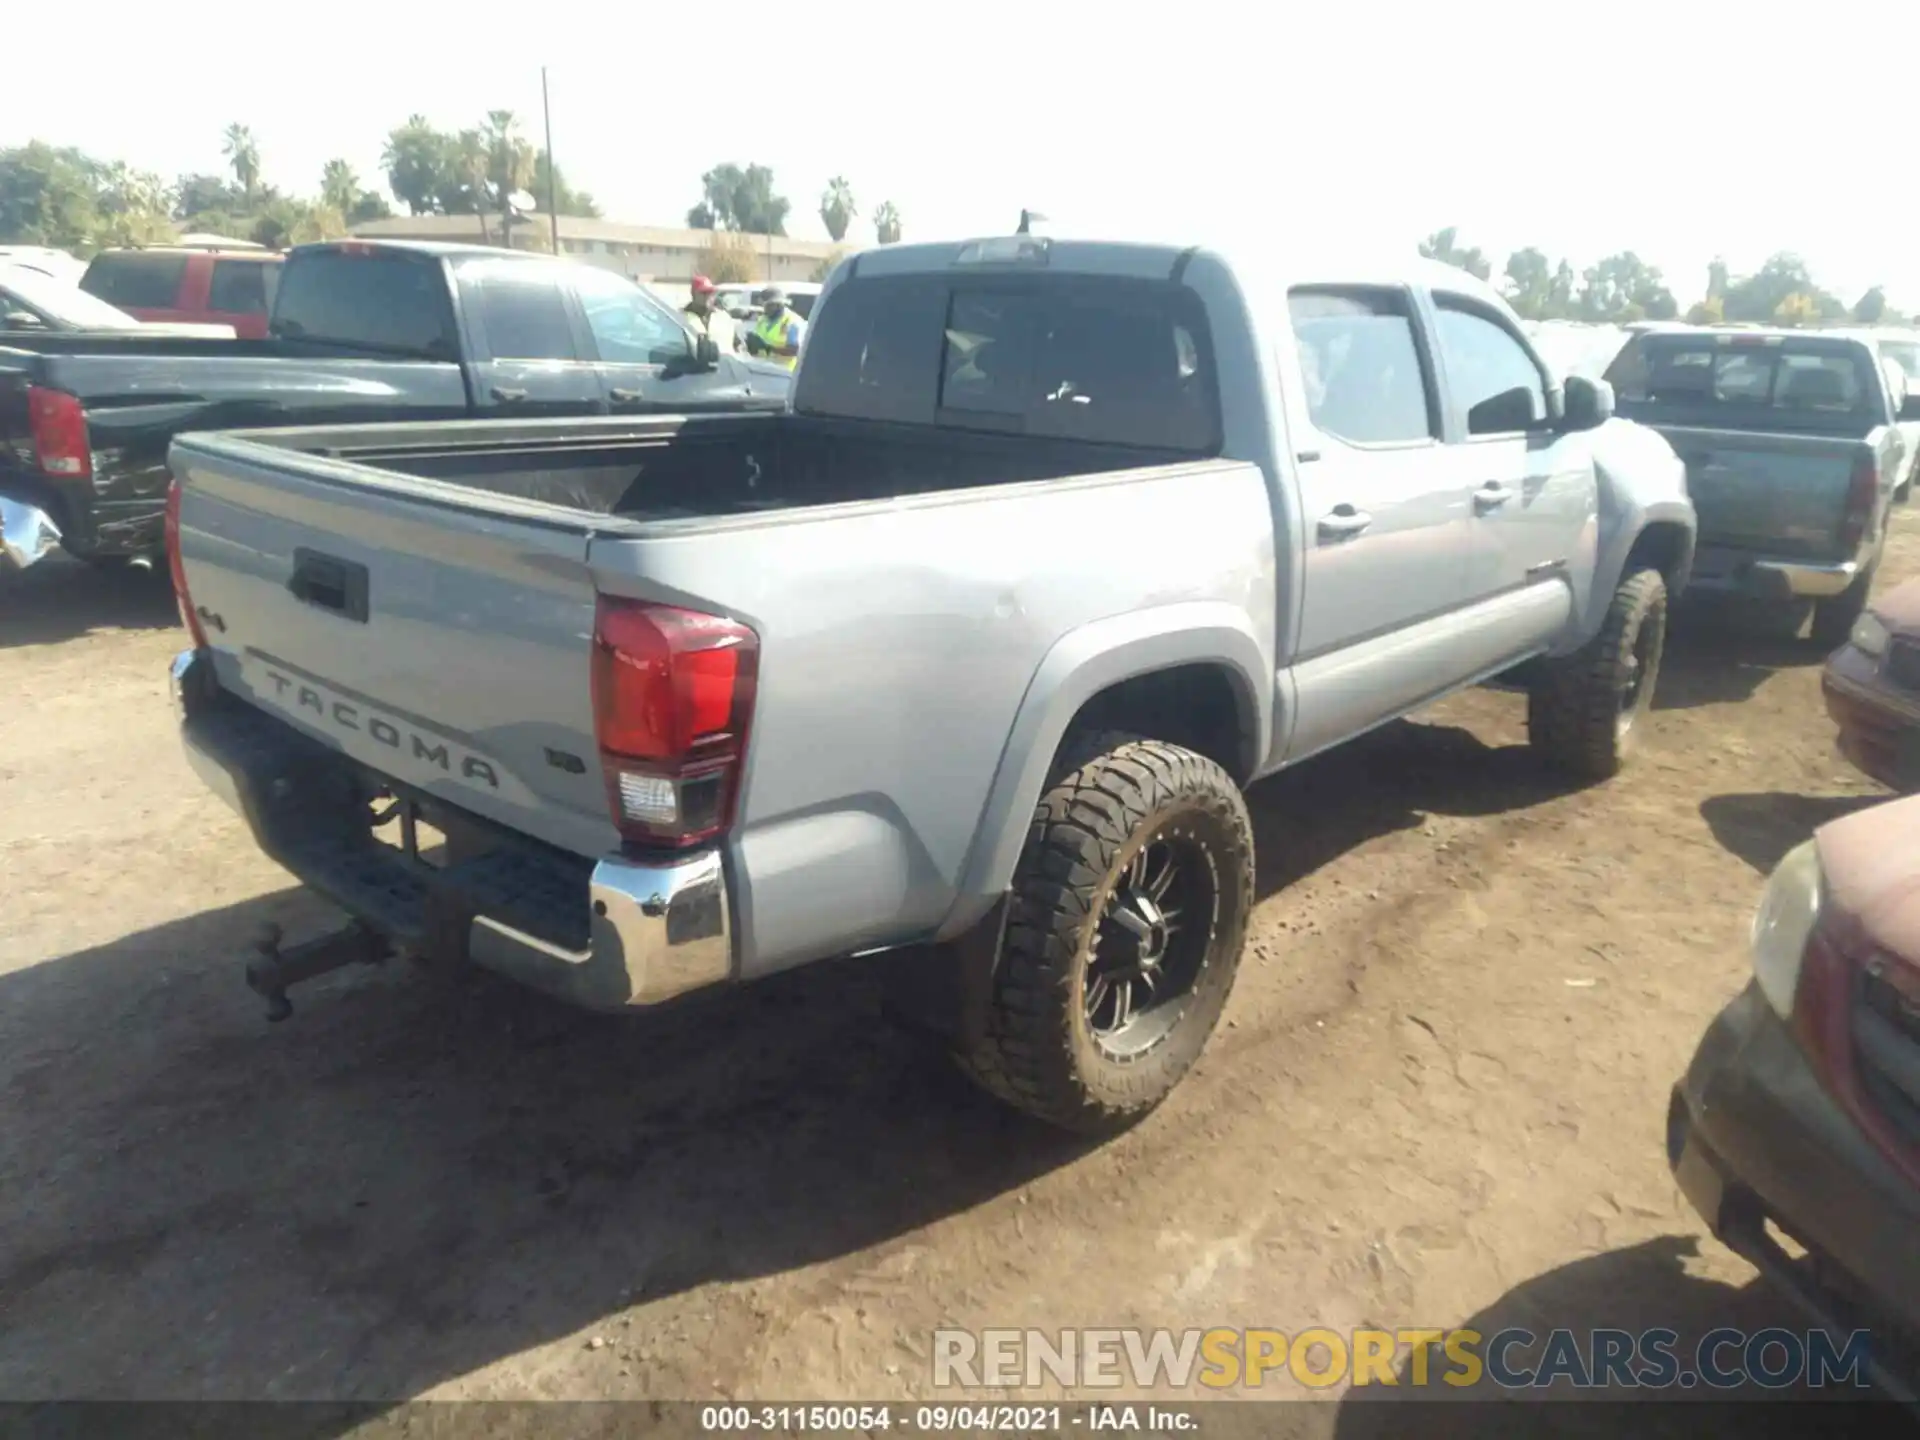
[1603,326,1917,647]
[166,237,1695,1132]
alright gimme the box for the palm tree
[222,122,261,205]
[819,177,857,243]
[484,110,536,247]
[382,115,446,216]
[453,129,491,242]
[319,159,357,217]
[873,201,902,245]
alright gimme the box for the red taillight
[1839,453,1879,552]
[26,386,90,478]
[591,596,758,849]
[164,479,209,649]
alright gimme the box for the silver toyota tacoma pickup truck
[166,236,1696,1132]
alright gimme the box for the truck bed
[227,410,1195,522]
[170,411,1271,977]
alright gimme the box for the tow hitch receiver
[246,920,390,1022]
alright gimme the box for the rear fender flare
[940,602,1271,939]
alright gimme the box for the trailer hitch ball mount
[246,920,391,1022]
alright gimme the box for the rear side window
[798,274,1220,452]
[208,259,271,314]
[1606,335,1880,430]
[270,249,458,358]
[80,252,187,310]
[1288,287,1435,445]
[470,268,579,361]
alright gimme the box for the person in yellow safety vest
[745,287,805,370]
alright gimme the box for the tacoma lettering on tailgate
[259,666,501,790]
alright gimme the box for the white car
[0,246,87,286]
[1871,329,1920,502]
[0,264,237,339]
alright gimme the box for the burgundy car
[1670,792,1920,1400]
[1823,576,1920,793]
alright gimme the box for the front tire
[1527,567,1668,781]
[952,733,1254,1134]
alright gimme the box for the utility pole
[541,66,560,255]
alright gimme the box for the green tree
[819,176,856,243]
[1575,252,1676,323]
[174,172,244,220]
[689,163,790,235]
[91,162,174,248]
[1722,253,1844,325]
[1854,286,1889,324]
[1502,246,1556,319]
[222,122,261,204]
[484,110,537,243]
[533,150,598,218]
[451,129,491,239]
[382,115,449,216]
[0,143,103,250]
[319,159,358,216]
[1418,226,1491,281]
[873,200,902,245]
[347,191,392,225]
[1686,295,1726,325]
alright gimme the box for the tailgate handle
[288,548,369,623]
[490,386,528,403]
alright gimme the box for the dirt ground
[2,518,1912,1431]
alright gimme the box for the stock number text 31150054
[700,1405,1069,1432]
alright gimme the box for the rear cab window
[80,252,188,310]
[796,272,1221,453]
[208,258,279,315]
[1605,333,1885,434]
[270,247,459,358]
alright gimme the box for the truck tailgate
[170,435,618,858]
[1657,425,1858,558]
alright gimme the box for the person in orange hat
[682,274,738,352]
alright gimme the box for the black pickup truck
[0,240,790,566]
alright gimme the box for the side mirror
[1901,394,1920,424]
[693,333,721,370]
[1560,374,1616,432]
[4,310,44,329]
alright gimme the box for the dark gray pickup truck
[0,240,789,569]
[1604,326,1917,646]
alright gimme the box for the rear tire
[1527,567,1667,781]
[952,733,1254,1134]
[1811,565,1875,651]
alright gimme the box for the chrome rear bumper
[1750,558,1861,600]
[171,648,733,1010]
[0,498,61,574]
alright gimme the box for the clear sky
[8,0,1915,309]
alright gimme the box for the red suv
[80,248,284,340]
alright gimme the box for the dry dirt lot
[2,520,1913,1432]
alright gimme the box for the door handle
[490,386,528,403]
[608,387,645,404]
[1317,505,1373,540]
[1473,482,1516,512]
